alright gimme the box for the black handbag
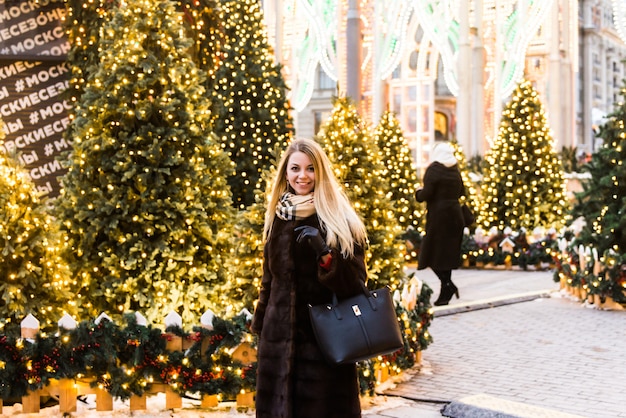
[461,204,475,227]
[308,283,404,365]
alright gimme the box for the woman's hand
[295,225,331,260]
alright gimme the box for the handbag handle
[328,282,379,320]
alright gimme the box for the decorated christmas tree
[373,111,424,260]
[570,111,626,254]
[559,84,626,304]
[211,0,293,209]
[481,80,568,231]
[0,132,76,333]
[316,97,405,290]
[56,0,234,324]
[374,111,422,232]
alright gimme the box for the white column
[471,0,485,156]
[371,0,384,123]
[560,0,576,149]
[581,0,595,151]
[274,0,283,63]
[346,0,362,106]
[548,0,563,148]
[456,0,471,149]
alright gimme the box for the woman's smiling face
[286,151,315,195]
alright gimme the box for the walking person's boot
[433,281,459,306]
[433,269,460,306]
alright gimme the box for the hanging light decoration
[376,0,414,80]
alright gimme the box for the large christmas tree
[316,98,405,290]
[481,80,568,231]
[56,0,234,323]
[211,0,293,209]
[0,133,76,333]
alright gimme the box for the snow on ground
[2,394,253,417]
[0,391,414,417]
[0,369,420,416]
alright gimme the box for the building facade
[263,0,626,173]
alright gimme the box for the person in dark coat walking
[251,138,369,418]
[415,141,465,306]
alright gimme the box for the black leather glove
[295,225,331,260]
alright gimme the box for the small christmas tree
[374,111,423,232]
[0,131,76,333]
[56,0,234,323]
[316,98,405,290]
[481,80,568,231]
[211,0,293,209]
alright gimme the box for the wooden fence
[2,311,256,414]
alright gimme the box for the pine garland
[0,312,255,400]
[0,298,434,401]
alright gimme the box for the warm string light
[0,133,76,332]
[211,0,292,211]
[56,0,235,324]
[480,80,568,232]
[317,97,406,291]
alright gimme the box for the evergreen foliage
[481,80,568,231]
[570,110,626,253]
[4,312,256,400]
[63,0,112,106]
[450,140,480,226]
[224,167,275,312]
[316,97,405,290]
[178,0,225,91]
[62,0,114,170]
[56,0,234,323]
[373,111,422,233]
[559,86,626,304]
[0,134,76,333]
[211,0,293,209]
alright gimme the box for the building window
[317,66,336,90]
[314,111,324,135]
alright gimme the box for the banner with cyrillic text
[0,0,70,198]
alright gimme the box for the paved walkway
[365,267,626,418]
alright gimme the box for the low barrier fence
[0,311,257,414]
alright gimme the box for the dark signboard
[0,0,70,198]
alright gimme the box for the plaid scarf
[276,192,316,221]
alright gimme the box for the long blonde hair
[264,138,368,258]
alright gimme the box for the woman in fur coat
[250,138,368,418]
[415,141,466,306]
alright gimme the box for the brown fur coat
[251,215,367,418]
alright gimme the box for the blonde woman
[251,138,368,418]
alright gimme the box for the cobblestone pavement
[380,268,626,418]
